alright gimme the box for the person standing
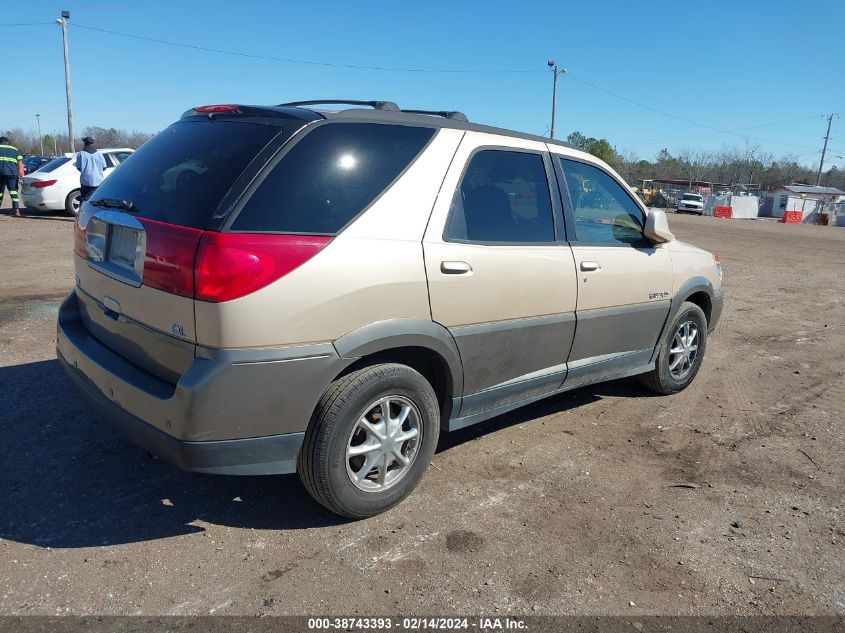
[75,136,107,201]
[0,136,24,217]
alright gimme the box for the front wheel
[298,363,440,518]
[639,301,708,395]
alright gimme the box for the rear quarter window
[230,122,435,234]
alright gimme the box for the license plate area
[86,211,146,287]
[109,225,139,270]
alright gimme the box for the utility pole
[547,60,567,139]
[815,114,836,186]
[36,114,43,156]
[56,11,74,153]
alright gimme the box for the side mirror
[644,209,674,244]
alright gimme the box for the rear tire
[639,301,708,395]
[298,363,440,518]
[65,189,81,216]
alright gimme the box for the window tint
[559,158,645,245]
[231,123,435,234]
[444,150,554,243]
[87,120,283,228]
[39,156,71,173]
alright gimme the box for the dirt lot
[0,203,843,617]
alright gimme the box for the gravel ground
[0,202,843,616]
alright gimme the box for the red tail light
[139,218,203,298]
[195,233,331,303]
[73,218,87,258]
[31,179,57,188]
[75,214,328,302]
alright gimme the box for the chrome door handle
[440,260,473,275]
[580,261,601,272]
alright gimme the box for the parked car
[23,155,53,174]
[21,148,134,215]
[58,100,724,518]
[677,193,705,215]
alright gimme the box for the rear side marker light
[31,179,57,188]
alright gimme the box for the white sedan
[20,148,134,215]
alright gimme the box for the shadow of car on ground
[0,357,652,548]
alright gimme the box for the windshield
[682,194,702,201]
[85,120,286,229]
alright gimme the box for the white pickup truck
[677,193,705,215]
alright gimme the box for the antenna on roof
[402,109,468,122]
[279,100,400,111]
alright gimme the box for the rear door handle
[579,261,601,272]
[440,260,473,275]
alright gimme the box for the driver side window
[444,149,554,243]
[559,158,645,245]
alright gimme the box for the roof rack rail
[402,109,468,122]
[279,99,400,112]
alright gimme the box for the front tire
[298,363,440,518]
[639,301,708,395]
[65,189,81,216]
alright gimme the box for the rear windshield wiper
[90,198,137,213]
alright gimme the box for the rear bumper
[59,353,305,474]
[57,291,350,475]
[22,187,65,210]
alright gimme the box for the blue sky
[4,0,844,168]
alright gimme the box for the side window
[103,154,116,168]
[444,150,554,243]
[112,151,133,163]
[559,158,645,245]
[231,123,435,234]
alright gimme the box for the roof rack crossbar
[402,109,468,122]
[279,99,400,112]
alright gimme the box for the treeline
[4,122,842,191]
[566,131,845,191]
[1,126,155,156]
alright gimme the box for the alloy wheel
[346,396,422,492]
[668,320,699,380]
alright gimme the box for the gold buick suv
[58,100,723,517]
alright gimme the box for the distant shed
[761,185,845,221]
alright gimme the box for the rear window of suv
[86,120,283,228]
[38,156,71,173]
[230,122,435,234]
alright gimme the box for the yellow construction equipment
[632,179,657,205]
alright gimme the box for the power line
[624,115,824,145]
[567,73,822,151]
[12,17,838,160]
[71,23,542,74]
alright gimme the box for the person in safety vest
[0,136,24,217]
